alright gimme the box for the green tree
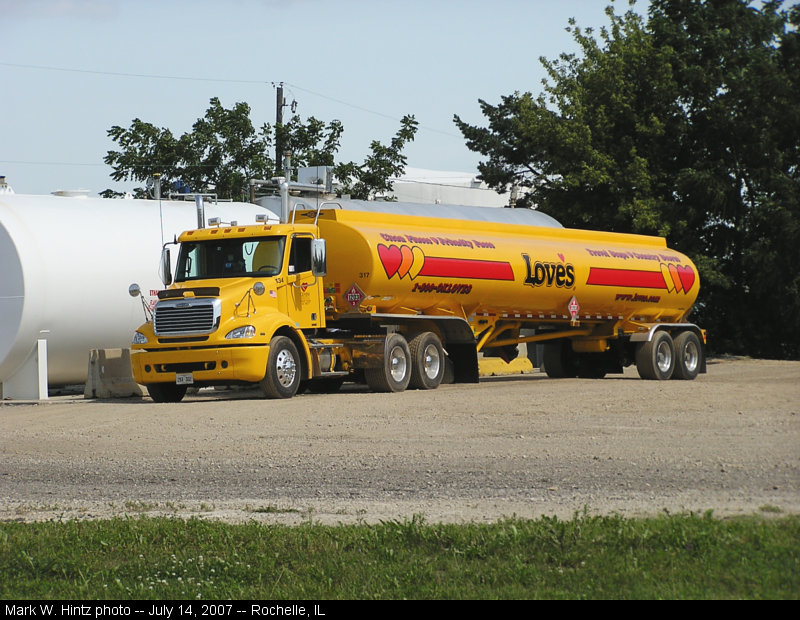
[178,98,272,201]
[334,114,419,200]
[102,119,184,199]
[104,99,417,202]
[647,0,800,357]
[278,115,344,169]
[455,0,800,358]
[104,98,272,200]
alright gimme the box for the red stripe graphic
[419,257,515,281]
[377,243,514,281]
[587,268,667,289]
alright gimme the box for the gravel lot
[1,358,798,524]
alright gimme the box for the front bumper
[131,344,269,385]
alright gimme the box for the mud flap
[446,342,480,383]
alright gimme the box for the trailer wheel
[577,354,607,379]
[672,331,702,380]
[146,383,187,403]
[635,331,675,380]
[408,332,445,390]
[365,333,411,393]
[542,341,578,378]
[260,336,301,399]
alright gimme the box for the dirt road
[1,358,798,524]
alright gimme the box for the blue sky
[1,0,645,195]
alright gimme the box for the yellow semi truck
[130,184,705,402]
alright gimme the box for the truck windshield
[175,236,286,281]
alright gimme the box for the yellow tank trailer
[130,196,705,402]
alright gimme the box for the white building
[388,167,512,207]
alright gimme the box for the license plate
[176,373,194,385]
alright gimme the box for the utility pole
[275,82,287,177]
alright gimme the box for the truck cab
[130,221,328,401]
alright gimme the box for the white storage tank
[0,193,277,398]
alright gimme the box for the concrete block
[84,348,142,399]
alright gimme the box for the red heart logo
[677,265,695,293]
[557,253,565,263]
[378,244,402,279]
[669,263,682,292]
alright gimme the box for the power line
[284,82,462,139]
[0,160,220,170]
[0,61,266,84]
[0,62,463,139]
[0,159,107,167]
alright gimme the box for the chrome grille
[154,298,221,336]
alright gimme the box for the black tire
[408,332,445,390]
[146,383,187,403]
[635,331,675,380]
[306,377,346,393]
[365,333,411,393]
[542,341,578,378]
[576,354,607,379]
[260,336,301,399]
[673,331,702,380]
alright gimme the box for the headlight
[225,325,256,339]
[132,331,148,344]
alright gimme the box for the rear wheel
[260,336,301,399]
[408,332,445,390]
[365,333,412,393]
[636,331,675,380]
[542,341,578,378]
[146,383,187,403]
[576,354,607,379]
[673,331,702,380]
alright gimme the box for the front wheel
[146,383,187,403]
[636,331,675,380]
[365,333,411,393]
[260,336,301,399]
[408,332,445,390]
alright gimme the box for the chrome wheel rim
[656,340,673,374]
[682,340,699,373]
[389,345,408,383]
[422,343,441,380]
[276,348,297,387]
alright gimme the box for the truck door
[284,234,322,329]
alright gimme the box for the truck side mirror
[311,238,327,277]
[160,247,173,286]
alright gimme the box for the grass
[247,504,303,515]
[0,511,798,599]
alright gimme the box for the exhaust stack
[195,195,205,228]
